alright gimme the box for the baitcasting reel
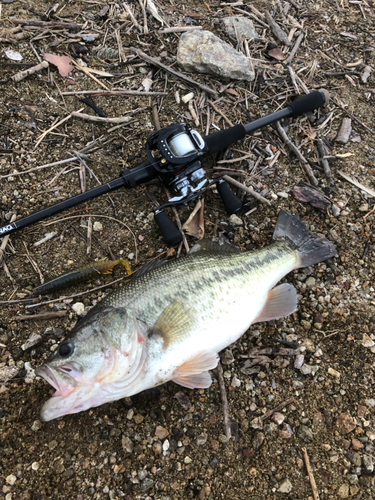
[0,90,328,245]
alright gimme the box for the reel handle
[154,210,182,246]
[217,180,242,214]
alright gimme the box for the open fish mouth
[35,364,77,398]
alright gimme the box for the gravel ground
[1,1,375,499]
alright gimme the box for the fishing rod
[0,90,327,245]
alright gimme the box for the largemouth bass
[35,210,336,421]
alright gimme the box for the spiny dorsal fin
[132,259,168,279]
[189,236,241,255]
[150,301,195,348]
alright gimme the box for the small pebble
[184,456,192,464]
[6,474,16,486]
[328,367,341,379]
[231,376,241,388]
[332,204,341,216]
[337,483,349,498]
[351,438,362,451]
[294,354,304,370]
[229,214,243,226]
[122,436,134,453]
[134,414,144,424]
[174,391,192,411]
[196,432,208,446]
[31,420,42,432]
[155,426,169,440]
[278,478,293,493]
[21,333,42,351]
[72,302,85,316]
[336,413,356,434]
[31,462,39,470]
[362,454,374,474]
[93,221,103,231]
[272,412,285,425]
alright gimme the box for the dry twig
[216,361,232,439]
[265,10,292,46]
[275,121,318,185]
[316,138,331,179]
[11,60,49,82]
[71,112,135,124]
[222,175,271,205]
[338,171,375,198]
[302,447,320,500]
[14,311,67,321]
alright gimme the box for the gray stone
[140,478,154,492]
[122,436,134,453]
[0,365,19,383]
[299,425,314,441]
[222,17,258,41]
[347,450,361,467]
[21,333,42,351]
[252,431,265,450]
[177,30,255,81]
[229,214,243,226]
[337,483,349,498]
[278,479,293,493]
[362,455,374,474]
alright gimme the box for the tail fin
[273,209,337,268]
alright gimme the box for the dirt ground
[1,1,375,499]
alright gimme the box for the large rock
[177,30,255,81]
[222,16,258,40]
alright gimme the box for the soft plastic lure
[32,258,131,295]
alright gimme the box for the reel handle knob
[217,180,242,214]
[154,210,182,246]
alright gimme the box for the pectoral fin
[173,371,213,389]
[150,301,195,348]
[254,283,298,323]
[172,351,219,389]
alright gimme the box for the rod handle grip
[154,210,182,246]
[217,180,242,214]
[288,90,327,118]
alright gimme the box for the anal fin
[254,283,298,323]
[172,351,219,389]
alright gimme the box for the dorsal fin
[132,259,168,279]
[189,236,241,254]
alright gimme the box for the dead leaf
[268,48,285,61]
[44,53,74,77]
[225,88,240,97]
[182,199,205,239]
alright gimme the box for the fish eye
[58,342,74,358]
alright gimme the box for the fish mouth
[35,364,77,398]
[36,364,84,421]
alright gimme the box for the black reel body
[146,123,210,202]
[144,123,242,243]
